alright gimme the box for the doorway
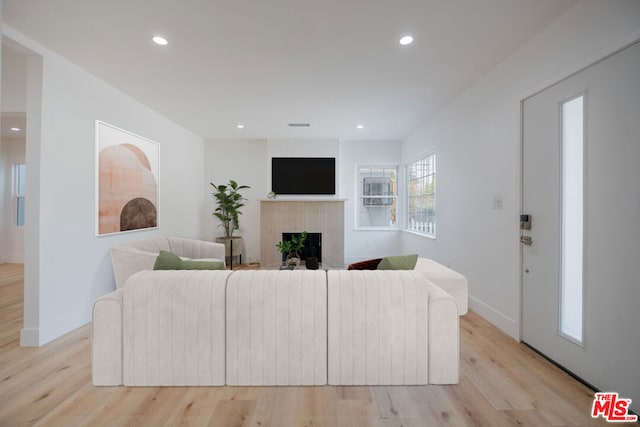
[521,41,640,412]
[1,41,28,263]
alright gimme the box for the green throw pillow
[181,260,225,270]
[377,254,419,270]
[153,250,225,271]
[154,250,183,270]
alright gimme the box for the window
[406,153,436,236]
[357,165,397,228]
[560,95,584,344]
[15,163,26,227]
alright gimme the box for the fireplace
[260,200,345,268]
[281,232,322,262]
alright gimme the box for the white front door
[522,41,640,413]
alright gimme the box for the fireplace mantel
[260,200,345,268]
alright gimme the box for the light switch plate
[493,195,503,209]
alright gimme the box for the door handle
[520,236,533,246]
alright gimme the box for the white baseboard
[468,295,518,339]
[20,327,40,347]
[0,254,24,263]
[20,307,92,347]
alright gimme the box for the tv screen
[272,157,336,195]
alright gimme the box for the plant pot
[285,251,300,268]
[216,236,243,257]
[305,256,319,270]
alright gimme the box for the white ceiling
[2,0,576,141]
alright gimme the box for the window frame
[355,164,399,230]
[404,152,436,238]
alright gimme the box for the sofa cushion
[154,250,225,270]
[347,258,382,270]
[377,254,419,270]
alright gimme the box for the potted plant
[275,231,307,269]
[210,180,251,263]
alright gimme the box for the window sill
[402,229,436,239]
[354,227,400,232]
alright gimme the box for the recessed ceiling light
[356,124,364,129]
[399,35,414,46]
[236,124,245,129]
[152,36,168,46]
[10,127,21,131]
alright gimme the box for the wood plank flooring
[0,263,608,426]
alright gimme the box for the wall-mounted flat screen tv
[272,157,336,195]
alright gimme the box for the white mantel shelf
[260,199,345,268]
[260,198,347,202]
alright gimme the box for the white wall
[400,0,640,338]
[204,138,400,266]
[340,140,402,265]
[1,42,26,111]
[204,139,267,264]
[3,26,206,346]
[0,137,25,262]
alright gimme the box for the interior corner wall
[400,0,640,338]
[339,140,402,265]
[203,139,267,264]
[3,26,206,346]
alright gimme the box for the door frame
[517,32,640,342]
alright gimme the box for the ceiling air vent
[288,123,310,127]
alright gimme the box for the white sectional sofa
[110,236,226,289]
[93,260,466,387]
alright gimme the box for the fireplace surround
[260,199,345,268]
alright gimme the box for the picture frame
[95,120,160,236]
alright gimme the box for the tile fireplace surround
[260,199,345,268]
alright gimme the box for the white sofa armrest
[427,283,459,384]
[92,289,124,386]
[415,258,468,315]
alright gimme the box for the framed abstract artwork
[95,120,160,236]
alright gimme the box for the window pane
[560,96,583,343]
[17,197,25,226]
[17,164,26,196]
[406,153,436,236]
[358,166,397,227]
[16,164,26,226]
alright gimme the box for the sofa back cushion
[226,270,328,386]
[122,270,231,386]
[327,270,430,385]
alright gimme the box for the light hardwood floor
[0,263,608,426]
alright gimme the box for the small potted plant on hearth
[275,231,307,269]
